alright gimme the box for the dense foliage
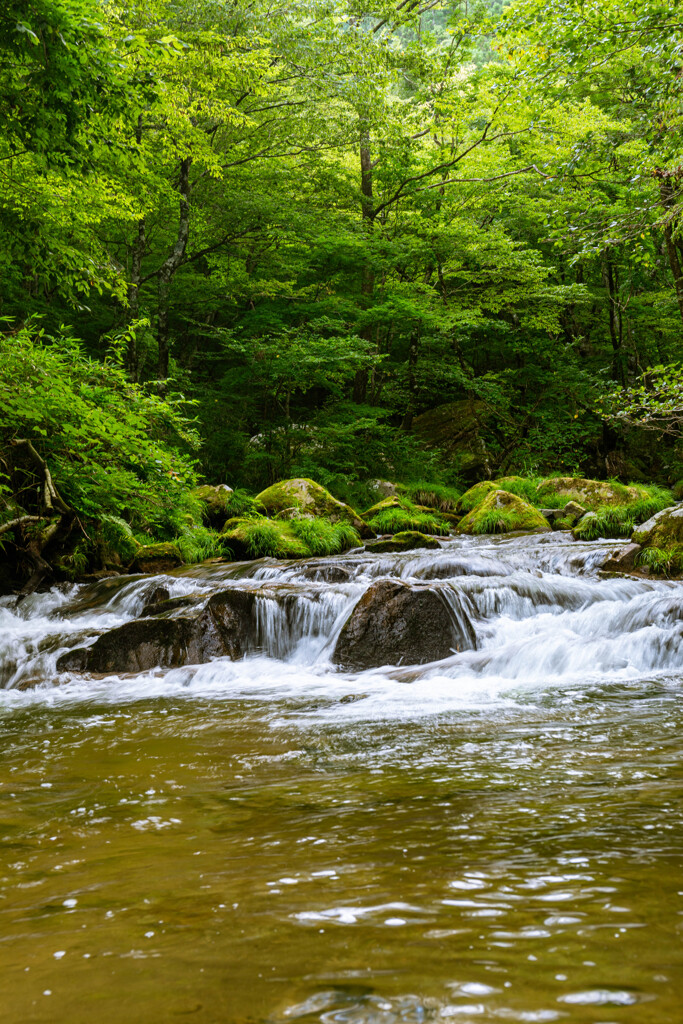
[1,0,683,584]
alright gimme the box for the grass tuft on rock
[635,545,683,577]
[366,506,450,536]
[399,481,462,512]
[222,515,360,560]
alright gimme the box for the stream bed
[1,532,682,1022]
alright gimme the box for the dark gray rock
[332,580,476,671]
[63,588,258,673]
[56,647,91,673]
[140,585,171,615]
[297,563,354,583]
[600,543,642,574]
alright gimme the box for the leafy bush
[97,514,139,564]
[367,507,449,536]
[0,321,200,537]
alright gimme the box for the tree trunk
[401,326,420,429]
[127,216,146,381]
[659,177,683,327]
[353,126,375,404]
[602,257,625,385]
[157,156,192,381]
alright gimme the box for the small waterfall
[253,587,359,661]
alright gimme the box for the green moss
[134,542,184,571]
[535,476,668,510]
[256,478,359,520]
[632,504,683,548]
[572,509,632,540]
[456,480,499,513]
[457,490,551,535]
[574,491,675,541]
[365,531,441,553]
[288,517,361,555]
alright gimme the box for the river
[1,532,681,1022]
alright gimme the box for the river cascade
[0,532,682,1023]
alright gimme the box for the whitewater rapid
[1,532,681,716]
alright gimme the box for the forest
[2,0,683,586]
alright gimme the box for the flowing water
[1,532,682,1023]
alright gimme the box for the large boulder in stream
[332,580,476,671]
[457,490,551,535]
[58,590,257,674]
[632,504,683,548]
[255,478,373,538]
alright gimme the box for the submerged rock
[632,504,683,548]
[365,531,441,553]
[85,617,206,673]
[332,580,476,671]
[255,478,372,537]
[457,490,551,535]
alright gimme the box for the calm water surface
[1,534,682,1022]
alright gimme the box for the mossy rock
[632,504,683,548]
[133,542,184,573]
[256,478,371,538]
[194,484,234,526]
[537,477,646,509]
[457,490,551,535]
[365,531,442,553]
[222,519,310,561]
[456,480,499,513]
[361,496,406,518]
